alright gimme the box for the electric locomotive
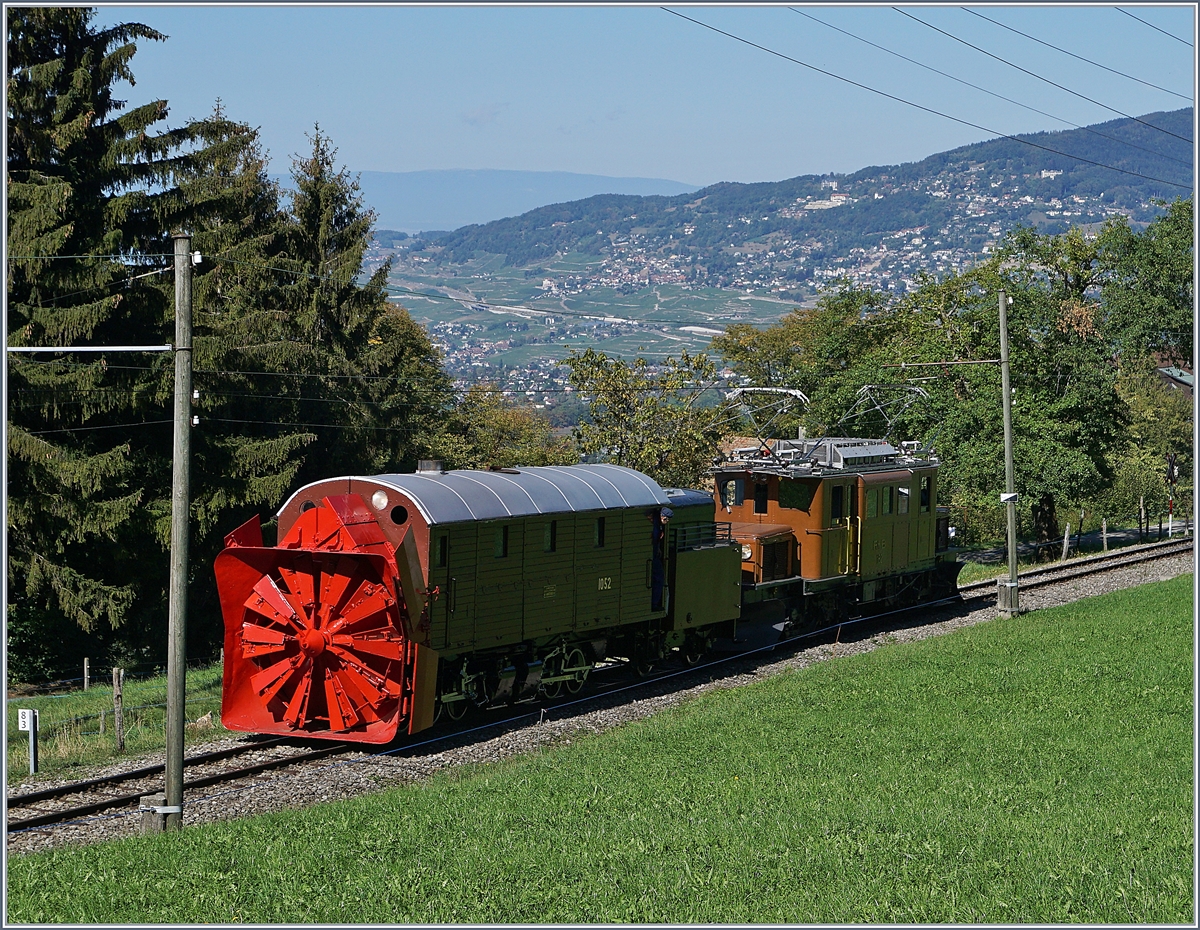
[715,436,961,630]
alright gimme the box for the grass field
[7,574,1193,923]
[6,664,230,786]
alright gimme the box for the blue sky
[101,4,1194,187]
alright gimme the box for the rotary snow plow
[215,493,438,743]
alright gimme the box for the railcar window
[544,520,557,553]
[495,525,509,558]
[920,476,931,512]
[779,478,816,511]
[753,483,768,514]
[866,488,878,517]
[897,486,910,514]
[594,516,606,547]
[720,478,744,507]
[831,485,844,521]
[883,486,894,515]
[437,536,448,567]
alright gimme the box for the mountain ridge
[395,108,1191,297]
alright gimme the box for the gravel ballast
[7,552,1192,857]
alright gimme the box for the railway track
[6,737,351,832]
[10,536,1191,838]
[958,536,1193,597]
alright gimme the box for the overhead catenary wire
[963,8,1193,102]
[894,8,1194,145]
[1116,7,1194,48]
[662,8,1192,191]
[790,8,1193,169]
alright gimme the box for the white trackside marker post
[18,709,39,774]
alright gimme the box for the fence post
[1139,496,1145,541]
[100,709,106,735]
[1102,518,1108,552]
[113,667,125,753]
[1061,523,1071,560]
[83,657,90,691]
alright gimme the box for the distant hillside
[355,169,699,233]
[413,109,1191,286]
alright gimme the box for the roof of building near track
[344,464,674,525]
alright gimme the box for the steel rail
[6,737,291,810]
[7,742,351,832]
[11,538,1190,834]
[958,537,1193,596]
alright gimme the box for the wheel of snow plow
[235,551,407,737]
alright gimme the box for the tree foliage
[1097,197,1193,366]
[710,205,1194,544]
[428,385,577,470]
[6,9,262,678]
[6,15,452,681]
[563,349,733,489]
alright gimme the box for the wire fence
[8,654,222,698]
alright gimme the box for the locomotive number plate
[597,576,612,591]
[543,584,556,599]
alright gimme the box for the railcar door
[825,481,856,576]
[430,524,477,652]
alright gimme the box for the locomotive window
[544,520,557,553]
[897,486,910,514]
[866,488,878,518]
[720,478,744,508]
[831,485,844,521]
[753,483,768,514]
[390,505,408,525]
[779,478,816,511]
[299,500,316,513]
[594,516,606,547]
[436,536,448,567]
[920,476,931,513]
[883,486,894,515]
[495,525,509,558]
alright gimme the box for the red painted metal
[216,494,418,743]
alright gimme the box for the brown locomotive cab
[714,437,961,628]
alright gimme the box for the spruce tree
[6,9,263,678]
[271,128,452,484]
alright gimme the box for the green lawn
[7,575,1193,923]
[6,664,230,785]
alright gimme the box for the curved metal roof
[327,464,671,526]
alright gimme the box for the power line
[663,8,1192,191]
[205,417,419,434]
[22,419,172,436]
[1116,7,1194,48]
[790,8,1192,169]
[6,253,174,260]
[895,8,1193,145]
[963,8,1193,102]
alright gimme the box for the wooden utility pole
[998,291,1020,616]
[164,233,195,832]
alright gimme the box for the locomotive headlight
[371,490,389,511]
[741,544,752,561]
